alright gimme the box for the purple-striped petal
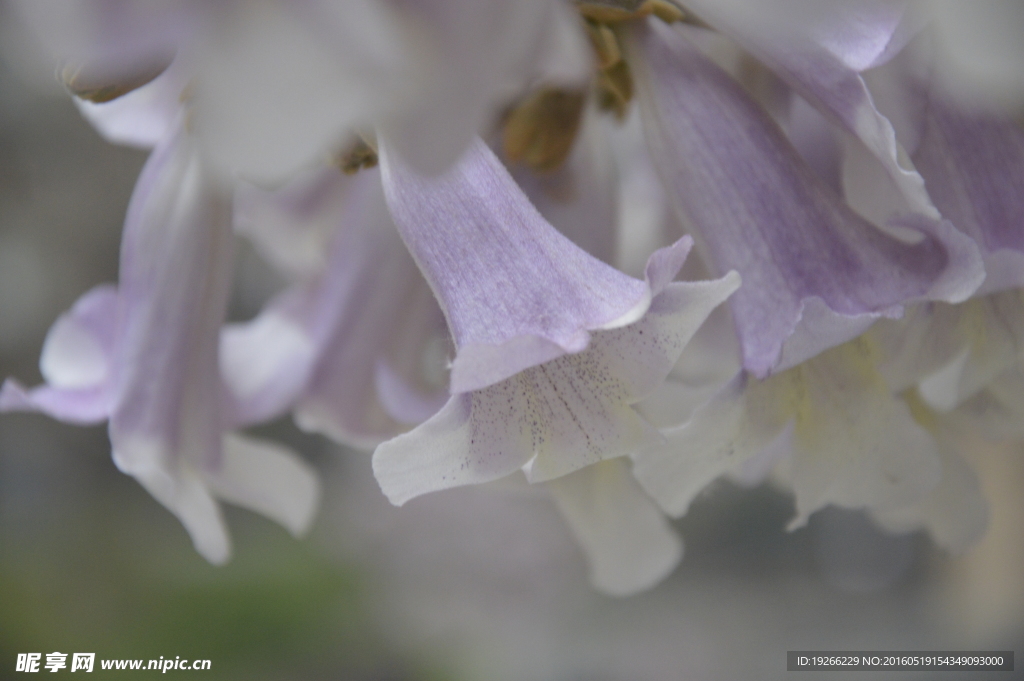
[109,126,233,489]
[509,112,619,265]
[629,20,983,377]
[380,137,665,393]
[685,0,934,224]
[372,244,741,504]
[223,167,448,444]
[912,95,1024,294]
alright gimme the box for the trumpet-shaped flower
[1,128,319,563]
[372,136,739,499]
[628,19,983,377]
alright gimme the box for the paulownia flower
[372,136,738,495]
[223,165,448,446]
[865,73,1024,411]
[627,18,983,378]
[682,0,938,228]
[632,338,977,544]
[0,127,319,563]
[368,136,738,592]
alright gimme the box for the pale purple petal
[109,127,233,477]
[220,299,316,426]
[912,95,1024,293]
[12,0,191,83]
[373,245,740,503]
[38,284,118,388]
[0,284,118,423]
[629,21,982,377]
[373,359,449,427]
[233,165,353,280]
[0,379,111,425]
[224,168,447,443]
[380,137,659,393]
[292,262,448,446]
[685,1,935,223]
[222,167,371,425]
[509,112,619,265]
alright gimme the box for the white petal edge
[205,433,321,538]
[870,439,988,553]
[114,438,231,565]
[547,458,682,596]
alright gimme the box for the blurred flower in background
[1,1,1023,679]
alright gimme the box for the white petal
[373,394,533,506]
[785,340,942,528]
[220,308,314,413]
[380,0,571,174]
[918,347,971,412]
[947,364,1024,440]
[113,437,230,565]
[525,272,740,483]
[233,166,352,280]
[41,319,107,388]
[193,0,411,181]
[548,459,682,596]
[872,291,1024,406]
[870,435,988,553]
[632,372,790,517]
[73,58,187,149]
[205,433,321,538]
